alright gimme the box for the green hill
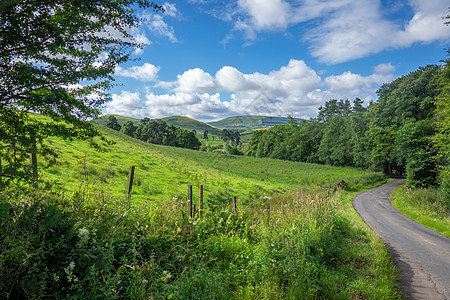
[93,115,222,136]
[40,125,381,204]
[92,114,140,126]
[8,120,398,299]
[209,115,300,131]
[161,115,222,136]
[93,114,303,135]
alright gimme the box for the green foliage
[391,186,449,237]
[319,115,353,166]
[0,0,163,186]
[0,183,400,299]
[134,118,201,150]
[370,65,441,178]
[433,49,450,208]
[121,120,137,137]
[105,115,122,131]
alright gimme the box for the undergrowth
[391,186,450,237]
[0,184,400,299]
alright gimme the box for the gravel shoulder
[353,179,450,299]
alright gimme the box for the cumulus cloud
[374,63,396,74]
[175,68,218,93]
[115,63,160,81]
[106,91,144,118]
[107,59,395,120]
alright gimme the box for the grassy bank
[391,186,450,237]
[0,184,400,299]
[0,125,400,299]
[40,126,382,205]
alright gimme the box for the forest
[246,62,450,209]
[106,116,201,150]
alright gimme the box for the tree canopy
[0,0,162,185]
[246,62,447,191]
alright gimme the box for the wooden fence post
[127,166,135,202]
[188,184,193,218]
[266,202,270,225]
[232,196,237,211]
[29,132,38,182]
[199,184,204,218]
[0,156,2,189]
[29,153,38,181]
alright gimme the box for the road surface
[353,179,450,299]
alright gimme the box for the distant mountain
[93,114,299,135]
[209,115,300,131]
[161,116,222,136]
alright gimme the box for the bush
[439,170,450,210]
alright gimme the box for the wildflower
[161,271,172,283]
[64,261,78,283]
[77,229,89,247]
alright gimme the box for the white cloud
[163,3,178,18]
[107,59,394,120]
[115,63,160,81]
[374,63,396,74]
[143,13,178,42]
[106,91,144,118]
[237,0,290,30]
[223,0,450,63]
[175,68,218,93]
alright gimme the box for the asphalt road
[353,179,450,299]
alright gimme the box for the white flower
[77,228,90,246]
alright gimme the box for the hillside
[209,115,300,131]
[5,122,399,299]
[161,115,222,136]
[41,125,382,204]
[93,114,302,135]
[92,114,140,126]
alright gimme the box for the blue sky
[105,0,450,121]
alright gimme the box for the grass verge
[391,186,450,238]
[0,183,400,299]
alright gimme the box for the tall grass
[391,186,450,237]
[0,183,400,299]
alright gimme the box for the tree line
[246,62,449,209]
[105,116,201,150]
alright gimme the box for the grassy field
[391,186,450,237]
[41,126,381,205]
[1,124,402,299]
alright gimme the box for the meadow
[41,126,380,205]
[0,125,401,299]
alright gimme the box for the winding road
[353,179,450,299]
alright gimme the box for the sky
[104,0,450,122]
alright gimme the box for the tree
[433,49,450,208]
[203,130,208,140]
[120,121,137,137]
[319,115,353,166]
[369,65,441,176]
[0,0,163,186]
[105,116,121,131]
[221,129,231,142]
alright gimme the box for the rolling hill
[161,115,222,135]
[41,124,382,204]
[208,115,301,131]
[93,114,301,136]
[92,114,140,126]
